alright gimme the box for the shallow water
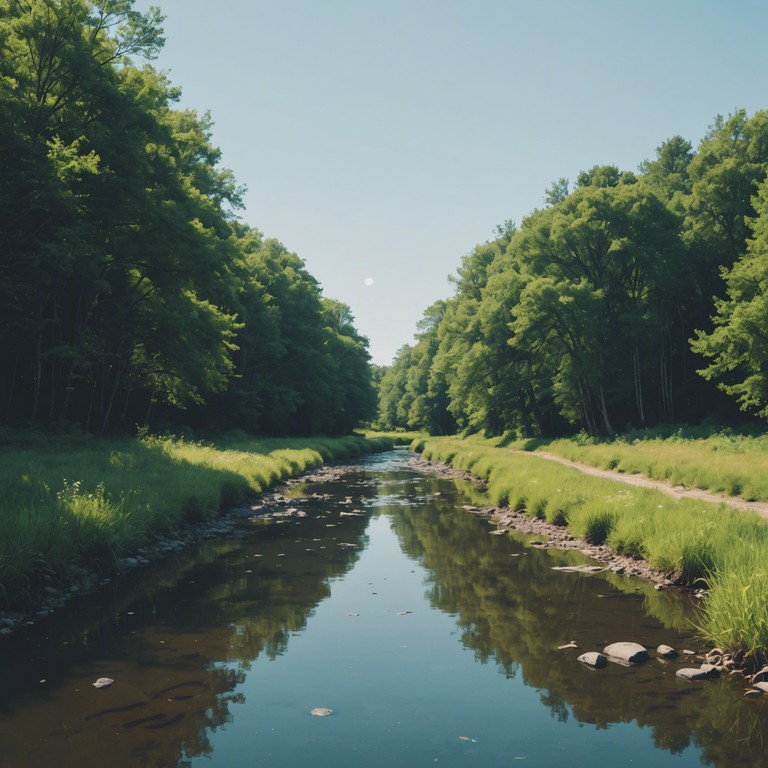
[0,449,766,767]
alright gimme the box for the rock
[558,643,578,650]
[752,682,768,694]
[744,689,763,699]
[700,663,721,678]
[656,645,678,659]
[578,652,607,669]
[750,666,768,684]
[310,707,333,716]
[551,565,604,574]
[603,642,649,664]
[676,668,710,681]
[92,677,115,689]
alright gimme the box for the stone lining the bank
[0,463,353,639]
[408,455,680,586]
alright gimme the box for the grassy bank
[0,430,397,608]
[413,435,768,660]
[511,427,768,502]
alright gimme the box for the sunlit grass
[524,427,768,502]
[0,431,396,607]
[703,546,768,660]
[413,434,768,658]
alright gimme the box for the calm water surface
[1,449,766,767]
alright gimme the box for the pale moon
[364,277,374,286]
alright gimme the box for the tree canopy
[0,0,376,435]
[376,109,768,436]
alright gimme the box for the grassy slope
[413,434,768,659]
[0,431,398,607]
[512,428,768,502]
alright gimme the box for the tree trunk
[31,305,43,422]
[5,351,19,424]
[599,383,615,439]
[633,343,645,425]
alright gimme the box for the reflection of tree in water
[391,483,768,768]
[0,490,372,768]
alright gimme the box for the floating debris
[458,736,478,743]
[310,707,333,717]
[92,677,115,689]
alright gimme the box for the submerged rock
[656,645,678,659]
[603,642,649,664]
[676,668,709,681]
[578,652,607,669]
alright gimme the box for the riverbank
[0,430,401,622]
[511,427,768,504]
[411,435,768,663]
[408,454,678,586]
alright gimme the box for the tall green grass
[413,435,768,661]
[0,431,395,607]
[521,427,768,502]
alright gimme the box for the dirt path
[520,451,768,520]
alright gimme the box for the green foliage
[693,175,768,416]
[0,0,375,437]
[379,108,768,438]
[419,434,768,657]
[537,427,768,502]
[0,430,396,606]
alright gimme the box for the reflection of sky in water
[192,513,707,768]
[0,450,757,768]
[185,455,711,768]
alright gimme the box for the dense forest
[378,110,768,438]
[0,0,377,435]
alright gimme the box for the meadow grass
[515,427,768,502]
[413,434,768,661]
[0,430,395,607]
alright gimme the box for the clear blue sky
[134,0,768,364]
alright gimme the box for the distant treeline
[377,110,768,437]
[0,1,376,435]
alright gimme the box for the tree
[692,177,768,416]
[544,178,570,206]
[510,180,685,434]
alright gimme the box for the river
[0,448,766,767]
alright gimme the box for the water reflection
[389,473,768,767]
[0,450,766,768]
